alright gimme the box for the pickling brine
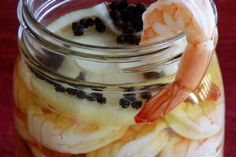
[15,0,225,157]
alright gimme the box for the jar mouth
[18,0,217,59]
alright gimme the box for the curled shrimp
[135,0,216,123]
[27,104,128,154]
[87,120,169,157]
[157,130,224,157]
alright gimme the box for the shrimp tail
[135,41,214,123]
[135,82,190,123]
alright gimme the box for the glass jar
[15,0,225,157]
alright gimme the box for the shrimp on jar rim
[135,0,217,123]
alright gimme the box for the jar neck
[18,26,184,87]
[17,0,218,87]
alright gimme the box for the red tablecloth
[0,0,236,156]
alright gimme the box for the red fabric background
[0,0,236,156]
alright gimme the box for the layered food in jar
[15,0,225,157]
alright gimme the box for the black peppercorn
[109,1,119,10]
[119,98,130,108]
[95,18,106,32]
[66,88,78,96]
[123,22,134,34]
[72,23,84,36]
[110,9,122,22]
[76,90,87,99]
[86,18,95,26]
[131,100,143,109]
[55,85,66,93]
[86,95,96,101]
[117,34,126,44]
[80,19,89,28]
[136,3,146,15]
[126,34,139,45]
[141,92,152,100]
[97,97,106,104]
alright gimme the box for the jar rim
[17,0,217,59]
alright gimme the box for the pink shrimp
[135,0,216,123]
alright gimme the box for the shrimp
[157,130,224,157]
[27,104,128,154]
[164,100,224,140]
[135,0,216,123]
[87,120,169,157]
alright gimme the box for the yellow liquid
[14,52,224,157]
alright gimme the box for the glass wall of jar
[15,0,224,157]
